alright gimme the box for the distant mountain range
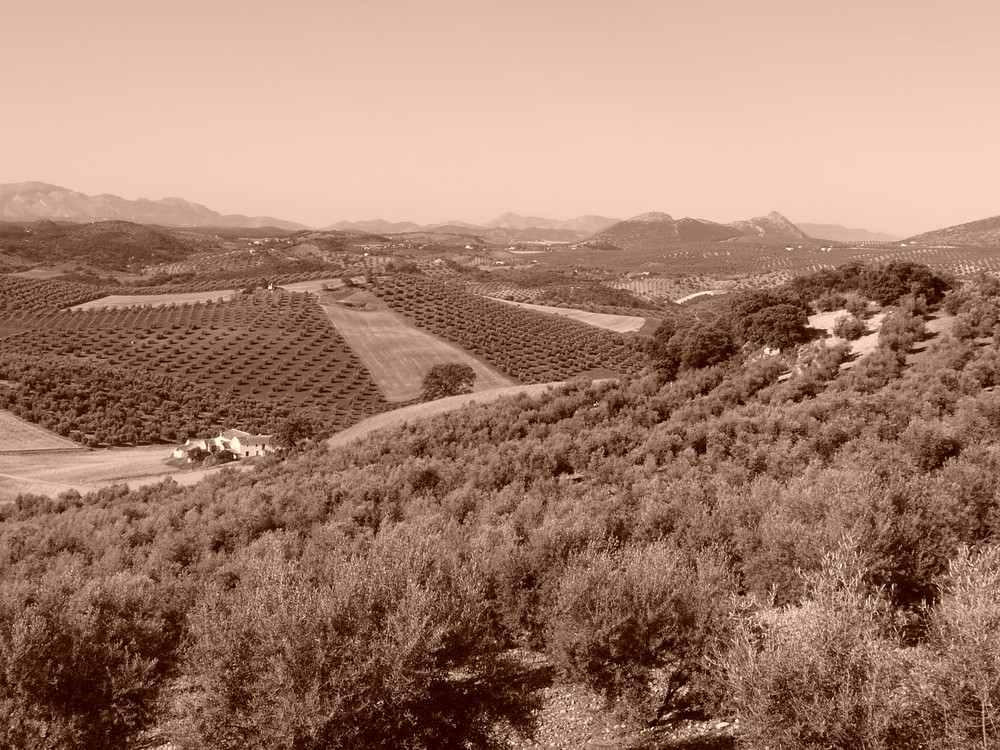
[795,223,900,243]
[0,182,308,231]
[325,213,621,243]
[12,181,990,248]
[579,211,812,252]
[905,214,1000,248]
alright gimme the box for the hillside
[2,261,1000,750]
[727,211,811,242]
[582,212,742,251]
[0,182,307,230]
[906,213,1000,247]
[0,219,196,271]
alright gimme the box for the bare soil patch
[488,298,647,333]
[0,409,78,452]
[807,309,887,367]
[321,303,516,402]
[71,289,237,310]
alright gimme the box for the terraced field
[320,303,515,401]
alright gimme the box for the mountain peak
[628,211,674,222]
[728,211,810,241]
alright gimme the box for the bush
[545,542,733,723]
[677,321,737,370]
[173,532,536,750]
[906,546,1000,749]
[421,362,476,401]
[0,572,182,750]
[722,543,912,750]
[833,313,868,341]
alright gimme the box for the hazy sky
[4,0,998,235]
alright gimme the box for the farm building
[172,429,274,460]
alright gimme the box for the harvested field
[279,278,345,294]
[321,303,515,401]
[0,444,241,501]
[488,298,646,333]
[0,409,78,452]
[71,289,237,310]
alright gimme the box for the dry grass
[0,409,78,451]
[278,277,346,293]
[488,298,647,333]
[71,289,237,310]
[320,303,516,401]
[0,444,237,501]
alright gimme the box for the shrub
[844,292,871,319]
[898,545,1000,750]
[833,313,868,341]
[421,362,477,401]
[173,532,536,750]
[0,572,182,750]
[545,542,733,723]
[677,321,737,370]
[721,542,911,750]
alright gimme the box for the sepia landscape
[4,1,1000,749]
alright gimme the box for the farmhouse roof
[219,428,252,439]
[238,435,272,446]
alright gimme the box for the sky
[3,0,998,236]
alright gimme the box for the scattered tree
[422,363,476,401]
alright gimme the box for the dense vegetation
[0,276,109,314]
[0,220,196,270]
[0,354,282,444]
[8,261,1000,748]
[0,290,386,442]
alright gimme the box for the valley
[3,196,1000,749]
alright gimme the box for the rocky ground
[506,652,737,750]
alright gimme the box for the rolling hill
[580,211,742,251]
[727,211,811,242]
[0,219,196,271]
[905,214,1000,247]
